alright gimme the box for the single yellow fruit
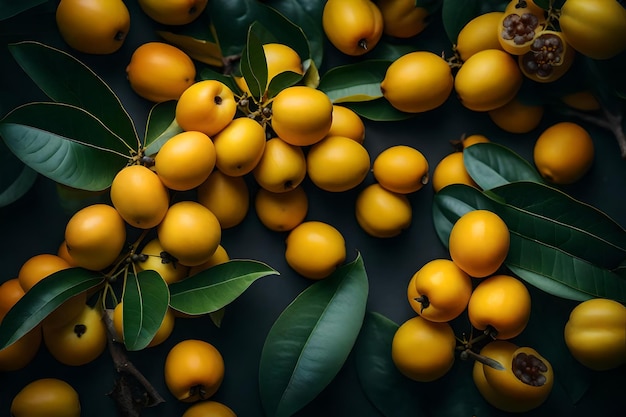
[372,145,429,194]
[327,105,365,143]
[377,0,431,38]
[182,400,237,417]
[135,238,190,284]
[164,339,225,402]
[188,244,230,276]
[157,201,221,267]
[154,130,217,191]
[196,169,250,229]
[138,0,208,26]
[381,51,453,113]
[391,316,456,382]
[110,164,170,229]
[460,134,490,149]
[454,49,522,112]
[0,278,24,318]
[126,42,196,103]
[285,221,346,279]
[254,186,309,232]
[449,210,510,278]
[57,240,78,267]
[488,97,544,134]
[10,378,81,417]
[175,80,238,137]
[431,152,478,193]
[235,43,304,96]
[65,204,127,271]
[355,183,412,238]
[113,302,176,348]
[456,11,505,62]
[533,122,594,185]
[322,0,383,56]
[43,304,107,366]
[306,135,371,192]
[212,117,266,177]
[55,0,130,54]
[253,137,307,193]
[0,325,42,372]
[270,86,333,146]
[17,253,71,292]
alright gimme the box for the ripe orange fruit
[10,378,81,417]
[372,145,429,194]
[175,80,238,137]
[431,152,478,193]
[17,253,71,292]
[254,186,309,232]
[285,221,346,279]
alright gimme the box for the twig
[562,106,626,159]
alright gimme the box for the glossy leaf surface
[259,254,369,417]
[463,142,544,189]
[441,0,508,44]
[342,98,413,121]
[0,268,104,350]
[241,26,268,101]
[169,260,279,315]
[354,311,424,417]
[0,102,131,191]
[143,101,183,156]
[122,270,170,351]
[318,60,390,103]
[0,140,37,207]
[8,41,138,147]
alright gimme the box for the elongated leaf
[259,254,369,417]
[8,41,138,147]
[0,102,131,191]
[267,70,304,99]
[169,260,279,315]
[318,60,390,103]
[0,268,104,349]
[122,270,170,351]
[354,312,424,417]
[433,183,626,302]
[0,0,46,21]
[343,98,414,122]
[143,101,183,156]
[463,142,544,189]
[241,27,268,101]
[0,139,37,207]
[492,182,626,269]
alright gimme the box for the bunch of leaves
[432,142,626,303]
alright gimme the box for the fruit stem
[358,39,368,51]
[460,348,506,371]
[562,106,626,159]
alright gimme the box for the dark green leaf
[354,311,425,417]
[169,260,279,315]
[122,270,170,351]
[0,102,131,191]
[0,139,37,207]
[342,98,414,122]
[8,41,138,147]
[0,268,104,350]
[241,27,268,101]
[199,67,241,92]
[318,60,391,103]
[259,254,369,417]
[441,0,482,44]
[267,70,304,99]
[143,101,183,156]
[0,0,46,21]
[463,142,544,189]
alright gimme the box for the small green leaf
[241,27,269,101]
[122,270,170,351]
[8,41,138,148]
[0,268,104,350]
[463,142,544,189]
[0,0,46,21]
[267,70,304,99]
[0,102,131,191]
[259,253,369,417]
[354,311,425,417]
[143,101,183,156]
[318,60,390,103]
[343,98,414,122]
[169,260,279,315]
[0,139,37,207]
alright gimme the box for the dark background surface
[1,1,626,416]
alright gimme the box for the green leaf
[259,254,369,417]
[199,67,241,92]
[241,26,269,101]
[122,270,170,351]
[0,102,131,191]
[318,60,391,103]
[0,268,104,350]
[267,70,304,99]
[0,139,37,207]
[143,101,183,156]
[463,142,545,189]
[0,0,46,21]
[8,41,138,148]
[354,311,424,417]
[432,183,626,302]
[169,260,279,315]
[342,98,414,122]
[441,0,482,44]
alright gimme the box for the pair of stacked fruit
[391,207,552,413]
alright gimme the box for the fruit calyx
[512,351,549,386]
[414,295,430,313]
